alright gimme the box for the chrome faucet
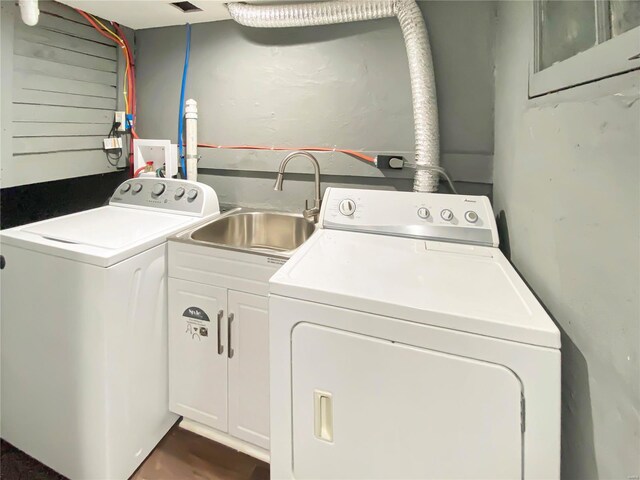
[274,151,322,222]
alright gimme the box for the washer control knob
[440,209,454,221]
[175,187,186,199]
[464,211,479,223]
[152,183,166,196]
[339,199,357,216]
[120,183,131,194]
[417,207,430,219]
[187,189,198,200]
[132,183,143,194]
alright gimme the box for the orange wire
[75,9,123,46]
[77,8,138,175]
[112,23,136,118]
[197,143,375,163]
[76,9,131,114]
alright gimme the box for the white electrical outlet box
[103,137,123,150]
[114,111,126,132]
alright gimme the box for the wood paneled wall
[1,0,125,188]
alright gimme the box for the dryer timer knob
[440,209,454,221]
[417,207,430,219]
[339,199,357,216]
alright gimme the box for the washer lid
[22,206,191,249]
[0,206,213,267]
[270,229,560,349]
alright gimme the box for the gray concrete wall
[135,1,496,210]
[493,2,640,479]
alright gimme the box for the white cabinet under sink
[167,237,283,461]
[227,290,270,448]
[169,279,229,431]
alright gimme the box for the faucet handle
[303,199,313,220]
[303,199,320,222]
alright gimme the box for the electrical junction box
[133,139,178,178]
[376,155,404,169]
[114,111,126,132]
[103,137,123,150]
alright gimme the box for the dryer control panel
[110,178,220,217]
[319,188,499,247]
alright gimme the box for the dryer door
[291,323,523,479]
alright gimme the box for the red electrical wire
[128,128,140,175]
[75,8,138,177]
[75,9,120,44]
[112,22,136,119]
[75,9,132,102]
[134,162,154,178]
[77,8,138,177]
[198,143,375,163]
[111,22,137,177]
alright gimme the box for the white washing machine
[0,178,220,479]
[269,187,561,480]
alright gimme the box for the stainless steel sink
[188,211,317,256]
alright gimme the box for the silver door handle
[217,309,224,355]
[227,313,234,359]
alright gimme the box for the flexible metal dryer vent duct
[226,0,440,192]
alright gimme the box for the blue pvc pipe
[178,23,191,178]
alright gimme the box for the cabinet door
[169,278,228,431]
[227,291,270,449]
[291,323,523,479]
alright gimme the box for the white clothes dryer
[269,187,561,480]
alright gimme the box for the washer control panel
[440,208,454,221]
[110,178,220,217]
[319,187,498,247]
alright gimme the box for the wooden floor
[131,426,270,480]
[1,425,263,480]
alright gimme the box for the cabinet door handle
[227,313,234,359]
[217,309,224,355]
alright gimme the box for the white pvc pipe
[185,99,198,182]
[19,0,39,26]
[226,0,439,192]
